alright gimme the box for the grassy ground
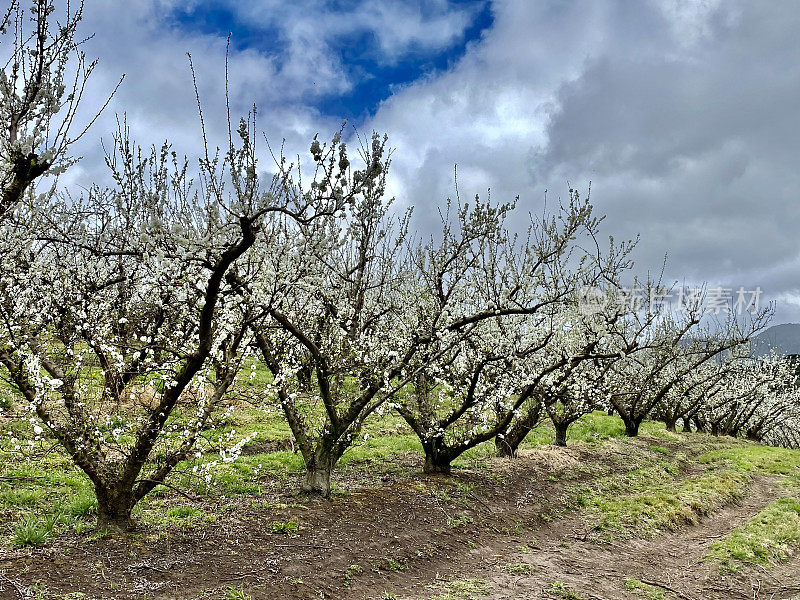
[707,497,800,570]
[0,408,800,600]
[3,399,800,600]
[572,455,750,538]
[0,405,690,549]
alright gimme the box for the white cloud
[229,0,483,62]
[57,0,483,191]
[37,0,800,323]
[58,0,344,191]
[363,0,800,320]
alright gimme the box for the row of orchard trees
[1,1,797,532]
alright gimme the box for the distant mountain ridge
[751,323,800,357]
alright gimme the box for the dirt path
[397,475,798,600]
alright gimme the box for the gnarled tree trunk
[496,401,542,458]
[623,416,641,437]
[302,468,333,496]
[94,481,136,532]
[554,421,569,447]
[301,447,338,496]
[422,439,453,474]
[423,453,452,475]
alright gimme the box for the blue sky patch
[167,1,494,123]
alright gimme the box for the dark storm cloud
[530,1,800,309]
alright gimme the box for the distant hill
[752,323,800,357]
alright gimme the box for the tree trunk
[681,419,692,433]
[301,448,336,496]
[554,422,569,447]
[664,418,677,433]
[301,467,332,496]
[296,363,312,391]
[495,434,515,458]
[94,483,135,532]
[496,402,541,458]
[420,437,453,474]
[624,418,641,437]
[495,423,528,458]
[423,453,452,474]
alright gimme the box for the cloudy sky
[56,0,800,321]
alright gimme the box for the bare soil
[0,438,797,600]
[439,475,798,600]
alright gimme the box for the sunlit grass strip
[707,497,800,571]
[575,462,749,537]
[696,445,800,488]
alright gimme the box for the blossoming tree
[607,298,770,437]
[243,133,415,496]
[0,111,371,528]
[395,191,612,472]
[0,0,117,219]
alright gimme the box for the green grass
[343,563,363,587]
[1,487,46,507]
[224,585,252,600]
[383,557,406,571]
[65,491,97,517]
[13,514,56,547]
[503,562,533,575]
[696,445,800,487]
[573,454,750,537]
[518,411,627,448]
[707,497,800,571]
[0,452,98,546]
[270,520,299,534]
[549,581,584,599]
[624,578,668,600]
[428,578,491,600]
[340,433,422,463]
[517,411,679,450]
[570,436,800,542]
[163,505,212,526]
